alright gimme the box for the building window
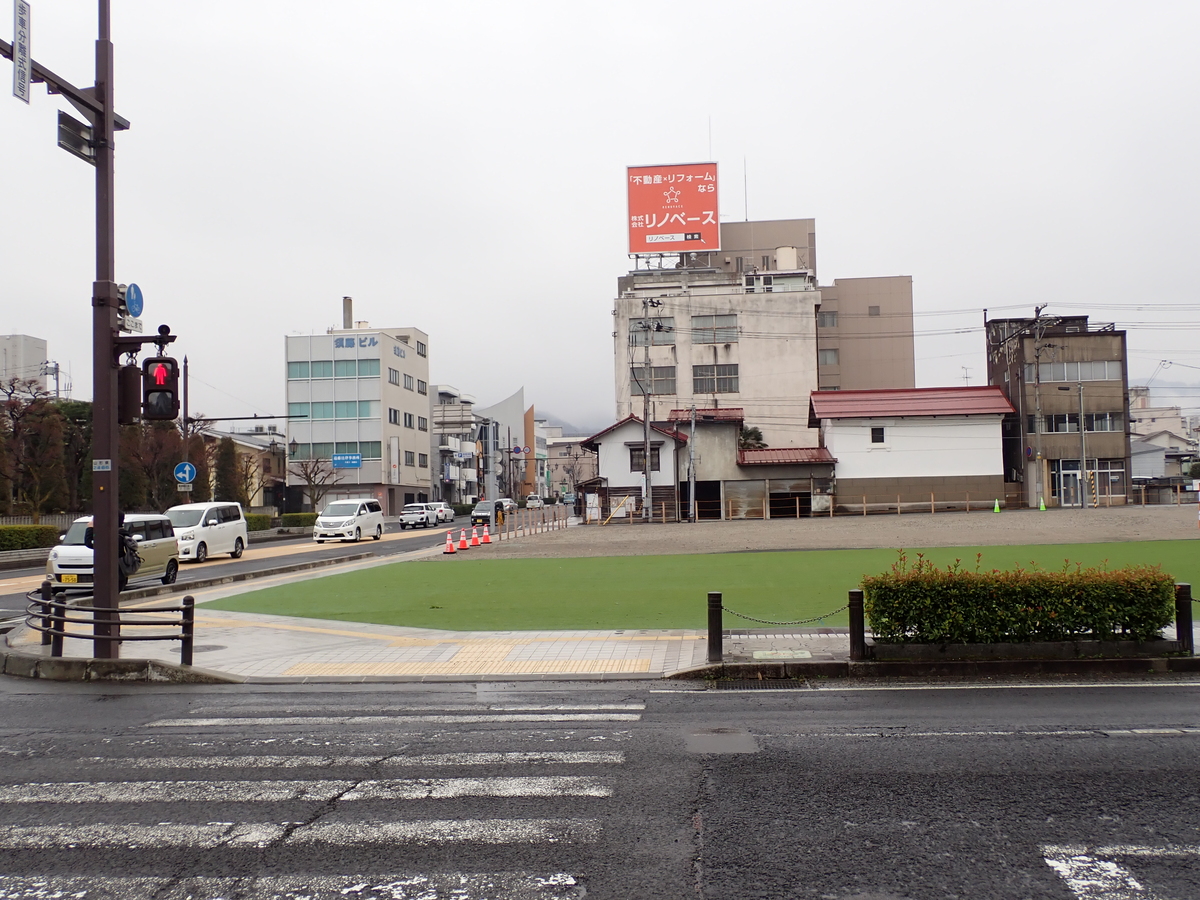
[334,360,357,378]
[418,453,428,467]
[404,373,414,391]
[817,312,838,328]
[823,385,840,391]
[405,451,415,466]
[871,427,886,444]
[416,341,427,357]
[388,407,400,425]
[310,360,333,379]
[404,412,415,428]
[417,379,427,395]
[287,361,310,379]
[358,400,379,418]
[1024,360,1123,383]
[388,367,400,386]
[358,359,380,376]
[334,401,358,418]
[288,402,309,419]
[818,348,839,366]
[629,317,676,346]
[289,442,310,460]
[310,442,333,459]
[691,314,738,343]
[629,447,661,472]
[360,441,381,459]
[418,416,428,432]
[336,441,358,454]
[310,402,334,419]
[868,306,881,317]
[630,365,675,396]
[692,364,739,393]
[1085,412,1120,432]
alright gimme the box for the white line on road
[781,729,1200,739]
[1040,844,1199,899]
[185,703,645,715]
[0,775,612,804]
[148,713,643,727]
[87,750,626,768]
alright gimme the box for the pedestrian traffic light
[141,356,179,420]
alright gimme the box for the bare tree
[234,450,265,510]
[287,457,343,511]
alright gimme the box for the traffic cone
[457,528,470,550]
[993,499,1001,513]
[481,524,492,544]
[1039,496,1046,511]
[470,526,481,547]
[443,530,456,554]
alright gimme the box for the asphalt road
[0,677,1197,898]
[0,524,450,619]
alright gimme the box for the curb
[0,642,242,684]
[667,656,1200,680]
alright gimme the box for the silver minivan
[166,502,249,562]
[314,499,385,542]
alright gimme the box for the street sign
[12,1,30,104]
[120,316,143,333]
[173,461,196,484]
[56,110,95,165]
[125,283,144,318]
[92,458,111,472]
[332,453,362,469]
[522,446,531,454]
[512,446,522,454]
[176,483,193,492]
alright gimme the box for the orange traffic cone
[470,526,481,547]
[457,528,470,550]
[481,524,492,544]
[443,530,456,554]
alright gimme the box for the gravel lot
[470,504,1200,560]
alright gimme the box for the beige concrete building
[815,276,915,391]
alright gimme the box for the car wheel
[354,527,361,542]
[196,542,208,563]
[374,525,382,540]
[230,537,244,559]
[161,559,178,585]
[399,522,406,530]
[316,539,324,544]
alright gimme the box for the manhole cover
[711,679,807,690]
[172,644,225,653]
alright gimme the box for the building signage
[332,453,362,469]
[627,162,719,254]
[335,336,377,348]
[12,2,31,104]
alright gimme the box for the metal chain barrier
[719,602,850,627]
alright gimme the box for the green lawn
[202,540,1200,632]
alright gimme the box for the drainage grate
[711,679,808,690]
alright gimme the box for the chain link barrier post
[707,591,723,663]
[180,595,195,666]
[1175,583,1193,656]
[39,580,53,646]
[848,589,866,661]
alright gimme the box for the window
[868,306,881,317]
[417,379,427,395]
[418,453,428,467]
[1046,413,1080,433]
[404,412,415,428]
[336,441,358,454]
[310,360,333,378]
[871,427,885,444]
[416,341,427,358]
[629,447,661,471]
[334,401,359,418]
[289,442,310,460]
[418,416,428,432]
[310,402,334,419]
[817,312,838,328]
[404,373,414,391]
[388,407,400,425]
[823,385,840,391]
[1024,360,1122,383]
[334,359,357,378]
[1085,412,1120,432]
[818,348,839,366]
[287,361,310,379]
[311,442,333,459]
[388,367,400,386]
[358,400,379,418]
[691,314,738,343]
[358,359,380,376]
[692,364,739,393]
[630,365,675,396]
[360,441,382,459]
[404,450,415,466]
[629,317,676,346]
[288,402,309,419]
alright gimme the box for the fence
[0,514,78,531]
[495,505,569,540]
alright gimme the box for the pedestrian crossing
[0,700,642,899]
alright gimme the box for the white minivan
[314,499,385,542]
[166,501,249,563]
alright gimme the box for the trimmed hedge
[452,504,475,517]
[0,525,62,551]
[244,514,272,532]
[862,551,1175,644]
[281,513,317,528]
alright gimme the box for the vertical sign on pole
[12,1,31,103]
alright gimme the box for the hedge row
[0,525,62,551]
[862,552,1176,644]
[281,513,318,527]
[244,514,272,532]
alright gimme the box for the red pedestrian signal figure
[141,356,179,420]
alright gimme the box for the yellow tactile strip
[282,659,652,676]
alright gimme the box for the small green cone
[1039,496,1046,511]
[993,499,1001,513]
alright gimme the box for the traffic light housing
[142,356,179,420]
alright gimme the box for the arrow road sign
[173,462,196,484]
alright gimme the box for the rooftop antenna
[743,157,748,221]
[962,366,971,386]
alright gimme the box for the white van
[166,501,249,563]
[314,499,385,542]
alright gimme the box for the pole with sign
[11,1,29,103]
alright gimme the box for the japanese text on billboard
[627,162,719,254]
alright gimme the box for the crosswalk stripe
[0,818,601,849]
[148,713,642,727]
[0,775,612,804]
[86,750,626,768]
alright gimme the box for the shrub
[862,551,1175,644]
[244,513,272,532]
[0,525,62,551]
[452,504,475,517]
[281,513,318,528]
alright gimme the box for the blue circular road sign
[173,461,196,484]
[125,283,144,318]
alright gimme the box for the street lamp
[1058,383,1086,508]
[288,437,299,458]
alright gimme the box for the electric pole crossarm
[0,38,129,129]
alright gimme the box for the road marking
[1041,844,1200,898]
[148,713,643,727]
[0,818,600,849]
[88,750,626,768]
[0,775,612,804]
[779,729,1200,739]
[184,703,645,714]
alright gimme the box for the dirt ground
[468,504,1200,560]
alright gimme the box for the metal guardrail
[25,580,196,665]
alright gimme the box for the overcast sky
[4,0,1199,434]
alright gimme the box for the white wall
[596,421,679,488]
[825,416,1005,480]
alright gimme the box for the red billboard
[627,162,720,254]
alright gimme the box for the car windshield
[61,521,90,546]
[472,503,491,513]
[322,502,360,517]
[167,508,204,528]
[403,505,425,513]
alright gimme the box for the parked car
[525,494,544,509]
[470,501,498,527]
[498,498,517,513]
[166,501,249,563]
[425,501,455,523]
[399,503,434,529]
[47,513,180,591]
[313,499,384,542]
